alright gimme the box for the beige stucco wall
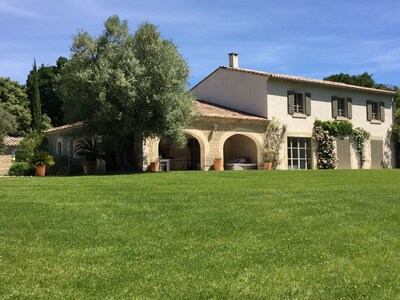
[267,79,394,169]
[192,69,268,118]
[144,118,267,170]
[193,68,395,169]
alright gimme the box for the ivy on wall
[352,127,370,168]
[264,119,287,169]
[313,120,370,169]
[312,125,337,169]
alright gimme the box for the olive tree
[57,16,194,170]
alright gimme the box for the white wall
[192,68,267,117]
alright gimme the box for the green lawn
[0,170,399,299]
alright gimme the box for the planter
[213,159,223,171]
[35,165,46,177]
[150,161,159,172]
[264,162,272,170]
[84,160,97,175]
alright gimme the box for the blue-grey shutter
[305,93,311,116]
[332,96,338,118]
[288,91,295,114]
[366,101,372,121]
[346,98,352,119]
[380,102,385,122]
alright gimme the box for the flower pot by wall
[84,160,97,175]
[35,165,46,177]
[150,161,159,172]
[264,162,272,170]
[213,159,223,171]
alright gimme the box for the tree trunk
[133,133,144,172]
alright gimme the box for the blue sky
[1,0,399,88]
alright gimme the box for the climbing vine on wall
[264,119,287,169]
[312,125,337,169]
[352,127,370,168]
[313,120,370,169]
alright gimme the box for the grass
[0,169,399,299]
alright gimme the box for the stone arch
[154,129,209,171]
[219,129,264,168]
[184,129,209,171]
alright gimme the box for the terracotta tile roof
[45,122,83,133]
[219,66,397,96]
[3,136,23,146]
[195,100,268,122]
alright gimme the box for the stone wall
[0,155,12,176]
[145,117,268,170]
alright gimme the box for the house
[190,53,397,170]
[0,136,23,175]
[46,53,397,172]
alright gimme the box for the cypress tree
[32,60,42,131]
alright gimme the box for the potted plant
[213,158,223,171]
[75,138,104,175]
[263,158,273,170]
[31,150,55,177]
[150,159,159,172]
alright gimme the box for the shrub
[314,120,353,137]
[15,131,48,163]
[8,162,35,176]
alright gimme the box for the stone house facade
[192,53,397,169]
[45,53,397,172]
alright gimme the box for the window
[294,93,303,113]
[371,102,379,120]
[288,91,311,116]
[367,101,385,122]
[56,138,63,156]
[337,98,346,117]
[287,137,311,170]
[332,96,352,119]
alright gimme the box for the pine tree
[32,60,42,131]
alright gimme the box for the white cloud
[0,1,43,19]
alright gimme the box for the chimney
[228,53,238,68]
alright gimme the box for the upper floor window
[367,101,385,122]
[332,96,352,119]
[288,91,311,117]
[294,93,303,113]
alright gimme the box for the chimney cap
[228,52,238,56]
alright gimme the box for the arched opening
[223,134,258,170]
[158,134,201,171]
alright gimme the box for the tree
[31,60,42,131]
[324,72,375,88]
[26,57,67,127]
[0,105,17,153]
[0,77,31,135]
[56,16,194,170]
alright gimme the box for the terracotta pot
[264,162,272,170]
[150,161,159,172]
[35,165,46,177]
[213,159,223,171]
[84,160,97,175]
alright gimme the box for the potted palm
[31,150,55,176]
[75,138,104,175]
[213,158,223,171]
